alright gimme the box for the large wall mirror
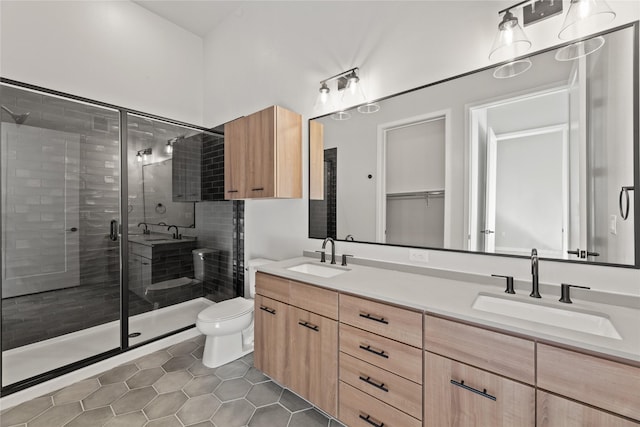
[309,23,639,267]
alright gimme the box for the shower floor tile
[0,336,346,427]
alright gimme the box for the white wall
[203,1,640,295]
[0,1,204,124]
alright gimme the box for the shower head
[1,105,30,125]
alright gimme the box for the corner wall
[203,1,640,295]
[0,1,204,124]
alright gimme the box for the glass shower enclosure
[0,80,211,393]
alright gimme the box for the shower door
[1,83,122,387]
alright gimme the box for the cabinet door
[254,295,289,385]
[224,116,248,199]
[289,306,338,417]
[424,352,534,427]
[537,391,638,427]
[246,107,275,198]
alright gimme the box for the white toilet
[195,256,273,368]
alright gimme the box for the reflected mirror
[142,160,194,227]
[309,23,638,267]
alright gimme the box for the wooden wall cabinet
[224,106,302,199]
[254,272,338,417]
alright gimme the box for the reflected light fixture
[136,147,152,163]
[315,67,380,118]
[165,139,174,155]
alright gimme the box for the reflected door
[1,124,80,297]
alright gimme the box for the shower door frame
[0,78,212,397]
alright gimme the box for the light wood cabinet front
[340,293,422,347]
[537,344,640,422]
[425,315,535,385]
[288,306,338,417]
[424,351,535,427]
[224,105,301,199]
[253,295,289,386]
[224,116,247,199]
[537,391,639,427]
[255,272,290,304]
[340,323,422,384]
[339,382,422,427]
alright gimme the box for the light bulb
[319,83,330,104]
[136,153,142,163]
[165,142,173,154]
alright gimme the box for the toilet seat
[197,297,253,323]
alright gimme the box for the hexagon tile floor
[0,335,346,427]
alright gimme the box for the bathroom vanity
[254,257,640,427]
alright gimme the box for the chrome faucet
[167,225,181,240]
[137,222,150,235]
[322,237,336,264]
[530,248,541,298]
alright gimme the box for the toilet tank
[192,248,218,282]
[246,258,274,297]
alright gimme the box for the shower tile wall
[309,148,337,239]
[183,200,244,302]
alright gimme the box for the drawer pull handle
[359,375,389,392]
[227,190,238,193]
[358,414,385,427]
[359,344,389,359]
[450,379,496,401]
[252,187,264,191]
[298,321,319,332]
[359,313,389,324]
[259,306,276,315]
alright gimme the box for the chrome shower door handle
[109,220,118,241]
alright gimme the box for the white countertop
[257,256,640,364]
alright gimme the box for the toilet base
[201,331,254,368]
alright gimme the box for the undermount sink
[287,263,349,278]
[472,293,622,340]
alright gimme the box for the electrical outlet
[409,249,429,263]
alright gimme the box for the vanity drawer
[255,272,290,303]
[537,344,640,421]
[340,352,422,419]
[424,351,535,426]
[129,242,151,258]
[339,382,421,427]
[537,391,639,427]
[289,278,338,320]
[424,315,535,384]
[339,293,422,348]
[340,324,422,384]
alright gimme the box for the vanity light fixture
[136,147,152,163]
[555,0,615,61]
[315,67,380,118]
[165,139,174,155]
[488,9,532,63]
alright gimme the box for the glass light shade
[165,142,173,154]
[340,82,366,110]
[331,111,351,121]
[489,11,532,62]
[493,58,532,79]
[555,36,605,61]
[136,153,142,163]
[313,83,333,113]
[558,0,616,40]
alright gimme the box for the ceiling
[133,1,244,37]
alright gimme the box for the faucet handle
[341,254,354,266]
[559,283,590,304]
[492,274,515,294]
[315,250,326,263]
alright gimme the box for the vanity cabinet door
[288,306,338,417]
[537,391,639,427]
[254,295,289,386]
[424,352,535,427]
[224,116,248,199]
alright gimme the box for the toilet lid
[197,297,253,322]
